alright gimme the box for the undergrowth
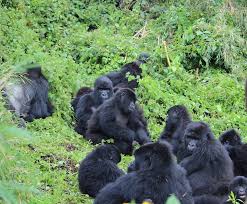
[0,0,246,203]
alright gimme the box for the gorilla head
[93,76,113,106]
[136,52,150,65]
[93,144,121,164]
[184,122,214,154]
[219,129,242,149]
[165,105,191,135]
[128,141,173,172]
[115,88,136,114]
[25,66,42,79]
[229,176,247,202]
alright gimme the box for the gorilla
[3,65,53,122]
[180,122,234,197]
[220,129,247,177]
[194,195,221,204]
[71,87,93,111]
[106,53,149,90]
[159,105,192,155]
[94,141,194,204]
[78,144,124,198]
[219,129,242,147]
[86,88,150,155]
[224,176,247,204]
[75,76,113,136]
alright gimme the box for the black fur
[106,53,149,90]
[180,122,234,197]
[224,176,247,204]
[159,105,191,156]
[220,129,247,177]
[78,144,124,198]
[71,87,93,111]
[75,76,113,136]
[194,195,221,204]
[86,88,150,155]
[4,65,53,122]
[94,141,194,204]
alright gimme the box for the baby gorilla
[4,65,53,122]
[86,88,150,155]
[106,53,149,90]
[159,105,192,156]
[180,122,234,197]
[78,144,124,198]
[75,76,113,136]
[94,141,194,204]
[220,129,247,177]
[224,176,247,204]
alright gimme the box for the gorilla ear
[206,131,214,140]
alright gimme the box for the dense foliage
[0,0,246,203]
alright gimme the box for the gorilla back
[4,65,53,121]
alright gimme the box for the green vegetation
[0,0,246,203]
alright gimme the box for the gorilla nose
[101,92,108,98]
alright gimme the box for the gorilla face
[184,135,198,153]
[230,176,247,201]
[165,112,179,132]
[98,88,112,100]
[219,129,242,149]
[94,76,113,105]
[184,122,213,154]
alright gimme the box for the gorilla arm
[75,95,94,135]
[94,174,134,204]
[99,106,135,143]
[180,153,206,175]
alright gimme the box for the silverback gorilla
[180,122,234,197]
[94,141,194,204]
[106,53,149,90]
[75,76,113,136]
[4,65,53,122]
[78,144,124,198]
[86,88,150,155]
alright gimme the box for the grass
[0,0,246,203]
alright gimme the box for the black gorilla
[194,195,221,204]
[75,76,113,136]
[106,53,149,90]
[220,129,247,177]
[159,105,191,155]
[78,144,124,198]
[94,141,194,204]
[4,65,53,122]
[71,87,93,111]
[180,122,234,197]
[86,88,150,155]
[219,129,242,147]
[224,176,247,204]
